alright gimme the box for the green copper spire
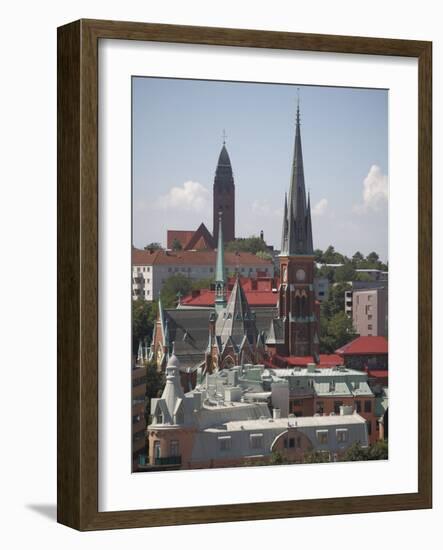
[215,211,226,312]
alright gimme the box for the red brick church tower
[212,135,235,244]
[277,102,320,361]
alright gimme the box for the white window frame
[218,435,232,451]
[249,433,264,449]
[336,428,349,443]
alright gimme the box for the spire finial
[296,88,301,125]
[222,129,227,145]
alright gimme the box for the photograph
[131,78,389,472]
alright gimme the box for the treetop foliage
[225,236,269,255]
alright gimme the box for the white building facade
[132,248,274,301]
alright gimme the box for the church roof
[215,275,257,345]
[166,230,195,250]
[163,308,212,368]
[167,224,215,251]
[180,288,279,308]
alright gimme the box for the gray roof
[215,276,257,346]
[254,306,278,335]
[164,308,211,367]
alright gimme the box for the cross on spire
[222,129,227,145]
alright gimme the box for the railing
[154,455,182,466]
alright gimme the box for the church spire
[215,211,227,312]
[280,99,313,256]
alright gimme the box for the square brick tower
[212,139,235,244]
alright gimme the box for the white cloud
[312,198,328,217]
[251,200,282,218]
[354,165,388,212]
[155,180,210,212]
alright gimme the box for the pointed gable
[184,223,216,250]
[215,275,257,346]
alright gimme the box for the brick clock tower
[277,103,320,361]
[213,137,235,244]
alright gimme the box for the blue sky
[133,77,388,261]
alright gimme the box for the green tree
[341,440,388,462]
[160,274,214,308]
[225,236,269,254]
[366,251,379,264]
[314,248,324,263]
[316,264,336,283]
[160,274,194,308]
[321,245,345,265]
[255,250,273,261]
[334,262,357,283]
[303,450,331,463]
[367,439,388,460]
[321,282,352,318]
[171,238,183,251]
[352,251,364,264]
[191,277,214,291]
[354,271,372,282]
[132,300,158,355]
[320,311,356,353]
[144,242,163,251]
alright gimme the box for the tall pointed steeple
[273,96,319,359]
[214,211,226,312]
[280,99,314,256]
[213,136,235,243]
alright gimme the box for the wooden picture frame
[57,19,432,530]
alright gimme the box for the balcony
[154,455,182,466]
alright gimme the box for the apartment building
[352,287,388,337]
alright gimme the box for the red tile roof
[167,230,195,249]
[181,288,279,308]
[335,336,388,356]
[180,276,280,307]
[367,370,388,378]
[132,248,273,267]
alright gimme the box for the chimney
[340,405,353,416]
